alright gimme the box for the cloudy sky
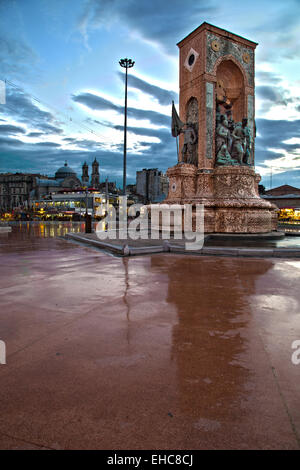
[0,0,300,188]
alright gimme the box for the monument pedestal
[164,164,277,233]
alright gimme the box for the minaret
[91,158,100,188]
[82,162,89,186]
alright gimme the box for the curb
[65,233,300,259]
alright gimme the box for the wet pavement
[0,222,299,449]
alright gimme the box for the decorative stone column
[165,163,197,203]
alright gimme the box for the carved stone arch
[213,54,249,87]
[213,55,247,123]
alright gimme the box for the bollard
[85,214,92,233]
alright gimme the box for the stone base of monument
[158,163,278,234]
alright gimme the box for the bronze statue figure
[242,118,251,165]
[215,115,237,166]
[181,122,197,165]
[171,101,198,166]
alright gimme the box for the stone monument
[165,22,277,233]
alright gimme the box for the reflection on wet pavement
[7,221,87,239]
[0,223,299,449]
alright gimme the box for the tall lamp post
[119,57,135,196]
[85,187,88,216]
[84,187,92,233]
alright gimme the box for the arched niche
[216,59,245,123]
[185,96,198,125]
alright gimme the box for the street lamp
[85,187,88,216]
[119,57,135,196]
[84,186,92,233]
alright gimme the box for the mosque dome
[55,161,77,179]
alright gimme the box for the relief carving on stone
[215,116,252,167]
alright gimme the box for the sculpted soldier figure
[231,118,252,165]
[216,104,222,127]
[171,101,198,165]
[215,115,237,166]
[181,122,197,165]
[242,118,251,165]
[231,122,245,164]
[226,109,235,152]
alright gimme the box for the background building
[81,162,89,186]
[98,181,117,193]
[91,158,100,188]
[0,173,38,211]
[35,162,82,200]
[263,185,300,209]
[136,168,169,203]
[0,159,103,211]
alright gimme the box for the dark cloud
[256,119,300,143]
[114,124,170,140]
[0,125,176,186]
[255,147,283,164]
[38,123,64,134]
[78,0,219,54]
[35,142,61,148]
[72,92,119,111]
[256,85,293,113]
[1,86,63,135]
[118,72,178,106]
[62,136,109,149]
[255,71,282,85]
[0,124,26,135]
[72,91,170,127]
[256,86,282,102]
[77,0,300,70]
[27,132,44,137]
[246,2,300,62]
[127,107,170,127]
[85,117,112,127]
[0,136,24,147]
[75,139,106,149]
[255,118,300,167]
[256,83,300,114]
[0,34,38,79]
